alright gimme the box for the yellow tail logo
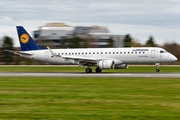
[20,33,29,44]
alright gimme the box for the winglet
[47,46,61,57]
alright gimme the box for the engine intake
[114,64,128,69]
[98,60,114,69]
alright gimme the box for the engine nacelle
[114,64,128,69]
[98,60,114,69]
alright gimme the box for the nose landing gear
[155,63,160,72]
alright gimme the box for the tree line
[0,35,179,65]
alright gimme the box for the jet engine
[98,60,115,69]
[114,64,128,69]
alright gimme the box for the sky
[0,0,180,47]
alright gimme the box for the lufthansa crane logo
[20,33,29,44]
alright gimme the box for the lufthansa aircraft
[13,26,177,73]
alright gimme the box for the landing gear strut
[85,68,92,73]
[95,67,102,73]
[155,63,160,72]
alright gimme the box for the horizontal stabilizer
[5,50,33,56]
[19,52,33,55]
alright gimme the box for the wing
[61,55,98,63]
[61,55,123,65]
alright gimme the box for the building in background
[33,22,124,48]
[87,33,124,48]
[34,22,74,48]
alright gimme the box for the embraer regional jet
[13,26,177,73]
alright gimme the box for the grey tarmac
[0,72,180,78]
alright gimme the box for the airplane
[12,26,177,73]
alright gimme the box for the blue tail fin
[16,26,46,51]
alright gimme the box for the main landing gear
[85,67,102,73]
[155,63,160,73]
[95,67,102,73]
[85,68,92,73]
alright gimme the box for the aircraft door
[45,52,49,60]
[151,50,155,58]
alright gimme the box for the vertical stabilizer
[16,26,45,51]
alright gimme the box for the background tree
[70,36,82,48]
[107,37,114,48]
[60,37,67,48]
[163,43,180,62]
[1,36,14,64]
[145,36,155,47]
[60,36,87,48]
[124,34,132,47]
[131,40,143,47]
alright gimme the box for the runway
[0,72,180,78]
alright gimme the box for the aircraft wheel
[95,67,102,73]
[85,68,92,73]
[156,69,160,73]
[155,63,160,73]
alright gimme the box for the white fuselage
[20,47,177,65]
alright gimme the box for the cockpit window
[160,50,167,53]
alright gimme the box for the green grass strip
[0,77,180,119]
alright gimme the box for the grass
[0,77,180,119]
[0,65,180,72]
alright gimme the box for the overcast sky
[0,0,180,47]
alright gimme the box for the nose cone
[170,54,177,62]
